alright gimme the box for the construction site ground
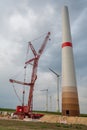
[0,116,87,130]
[40,114,87,126]
[0,113,87,126]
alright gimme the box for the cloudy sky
[0,0,87,114]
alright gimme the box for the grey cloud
[0,0,87,113]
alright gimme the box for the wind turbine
[40,89,48,111]
[49,68,60,112]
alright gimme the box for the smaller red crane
[9,32,50,118]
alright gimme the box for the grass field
[0,108,87,117]
[0,119,87,130]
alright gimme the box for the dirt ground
[40,114,87,126]
[0,113,87,126]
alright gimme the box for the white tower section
[62,6,80,116]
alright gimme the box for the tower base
[62,110,79,116]
[62,86,80,116]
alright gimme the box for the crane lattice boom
[26,32,50,113]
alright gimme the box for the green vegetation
[0,108,15,112]
[0,108,87,117]
[33,110,61,115]
[0,119,87,130]
[80,114,87,117]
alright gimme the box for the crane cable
[12,83,22,104]
[22,42,30,105]
[11,32,47,104]
[30,32,47,43]
[10,43,30,105]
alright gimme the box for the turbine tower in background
[61,6,80,116]
[49,68,60,112]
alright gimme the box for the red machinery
[9,32,50,118]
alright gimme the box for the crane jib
[9,79,32,86]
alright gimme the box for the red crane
[9,32,50,118]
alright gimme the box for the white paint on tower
[61,6,80,116]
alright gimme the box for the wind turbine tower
[61,6,80,116]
